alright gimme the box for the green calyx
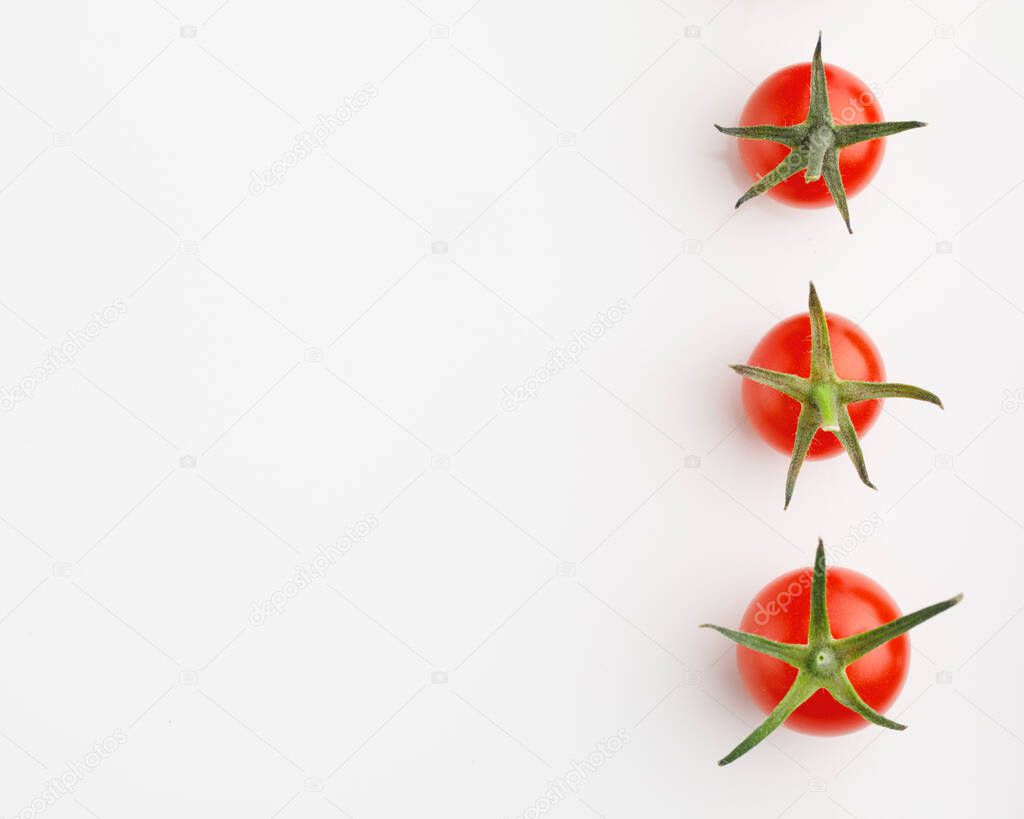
[701,539,962,766]
[715,33,926,232]
[732,282,942,509]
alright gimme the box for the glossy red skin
[738,62,885,208]
[737,566,909,735]
[742,311,885,460]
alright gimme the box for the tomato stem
[732,283,941,509]
[701,539,962,765]
[714,32,926,232]
[810,383,841,432]
[804,126,832,182]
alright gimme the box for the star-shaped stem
[732,282,942,509]
[715,33,926,232]
[701,539,962,766]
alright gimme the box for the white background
[1,0,1022,817]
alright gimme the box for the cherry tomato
[742,311,884,459]
[738,62,885,208]
[737,565,908,735]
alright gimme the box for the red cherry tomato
[738,62,885,208]
[737,565,909,735]
[742,311,884,459]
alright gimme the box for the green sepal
[735,148,808,208]
[784,406,819,510]
[716,674,819,766]
[699,623,805,668]
[807,33,833,129]
[840,380,943,407]
[729,364,809,403]
[826,671,907,731]
[835,593,964,663]
[808,539,830,639]
[714,124,805,147]
[820,148,851,233]
[834,405,876,491]
[807,282,833,379]
[835,120,927,148]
